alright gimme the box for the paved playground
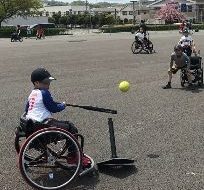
[0,30,203,190]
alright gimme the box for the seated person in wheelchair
[178,28,196,57]
[11,25,21,40]
[163,45,194,89]
[135,27,148,47]
[24,68,91,167]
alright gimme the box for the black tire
[19,37,23,42]
[180,71,185,87]
[15,127,43,161]
[198,69,203,86]
[148,41,153,54]
[15,127,25,154]
[131,41,142,54]
[18,127,82,190]
[181,81,185,87]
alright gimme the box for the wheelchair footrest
[79,154,95,176]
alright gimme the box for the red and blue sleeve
[41,89,65,113]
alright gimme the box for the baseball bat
[65,104,117,114]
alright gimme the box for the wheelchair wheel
[180,71,186,87]
[198,69,203,86]
[148,41,154,53]
[15,127,39,161]
[19,37,23,42]
[131,41,142,54]
[15,127,25,154]
[18,127,82,190]
[181,81,185,87]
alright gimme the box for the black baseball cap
[31,68,56,83]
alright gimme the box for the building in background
[39,5,90,17]
[193,0,204,22]
[34,1,204,25]
[92,7,119,16]
[2,16,48,26]
[119,4,151,24]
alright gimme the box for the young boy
[178,28,196,56]
[25,68,91,166]
[179,21,186,33]
[135,27,145,45]
[162,45,193,89]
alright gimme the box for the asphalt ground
[0,31,203,190]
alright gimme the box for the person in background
[139,20,147,36]
[16,25,21,37]
[178,28,196,57]
[162,45,193,89]
[26,26,32,39]
[179,21,186,33]
[36,25,45,40]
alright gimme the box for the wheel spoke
[19,128,82,189]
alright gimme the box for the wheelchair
[11,33,23,42]
[182,45,192,57]
[15,113,94,190]
[131,33,154,54]
[180,56,203,87]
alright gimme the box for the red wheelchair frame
[15,118,94,190]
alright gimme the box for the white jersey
[135,32,145,42]
[26,89,52,122]
[179,36,193,47]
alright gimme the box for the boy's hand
[62,102,66,106]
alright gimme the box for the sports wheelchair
[131,33,154,54]
[15,113,94,190]
[11,33,23,42]
[182,45,192,57]
[180,56,203,87]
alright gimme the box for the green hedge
[0,26,16,38]
[44,28,66,36]
[100,24,204,33]
[0,27,67,38]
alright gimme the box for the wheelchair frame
[15,122,94,190]
[180,56,203,87]
[11,33,23,42]
[131,39,154,54]
[131,32,154,54]
[15,105,133,189]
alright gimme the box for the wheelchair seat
[19,113,48,136]
[190,56,201,69]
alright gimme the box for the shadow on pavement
[134,51,156,55]
[64,169,100,190]
[97,165,138,179]
[172,85,204,93]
